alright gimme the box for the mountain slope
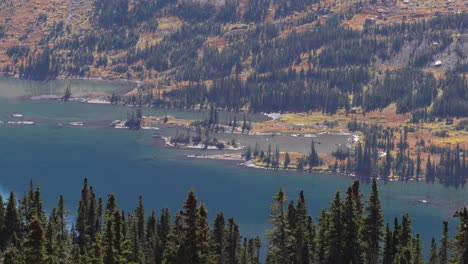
[0,0,467,118]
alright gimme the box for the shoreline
[162,137,245,151]
[0,74,141,87]
[183,152,411,184]
[189,152,426,186]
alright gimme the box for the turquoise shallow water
[0,78,466,257]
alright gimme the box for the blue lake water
[0,78,466,257]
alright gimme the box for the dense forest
[0,178,466,264]
[2,0,467,119]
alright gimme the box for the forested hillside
[0,178,467,263]
[0,0,467,118]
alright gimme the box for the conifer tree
[157,208,171,262]
[4,192,21,244]
[57,195,67,242]
[77,178,90,252]
[291,191,313,263]
[382,223,393,264]
[45,211,59,264]
[144,211,158,264]
[63,85,72,102]
[316,208,329,263]
[88,187,99,243]
[364,178,384,264]
[89,233,104,264]
[3,245,24,264]
[392,217,401,261]
[412,234,424,264]
[343,185,364,263]
[400,213,413,249]
[0,194,5,250]
[416,149,422,181]
[180,190,201,263]
[24,216,46,264]
[226,218,241,264]
[32,187,47,226]
[284,152,291,170]
[266,188,292,264]
[103,193,118,264]
[162,213,184,264]
[197,204,216,264]
[240,237,250,264]
[428,237,439,264]
[327,191,345,263]
[452,208,468,264]
[308,140,320,171]
[426,155,435,183]
[213,212,227,264]
[135,195,145,243]
[439,221,449,264]
[22,179,36,227]
[116,211,131,263]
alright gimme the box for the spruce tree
[144,211,158,264]
[426,155,434,183]
[158,208,171,262]
[162,213,184,264]
[213,212,227,264]
[0,194,5,250]
[316,208,329,264]
[412,234,424,264]
[32,186,47,225]
[452,208,468,264]
[266,188,293,264]
[89,233,104,264]
[308,140,320,171]
[77,178,90,252]
[129,216,145,264]
[135,195,145,243]
[4,192,21,244]
[439,221,449,264]
[57,195,67,241]
[400,213,413,249]
[382,223,393,264]
[180,190,201,263]
[3,245,24,264]
[343,185,364,263]
[284,152,291,170]
[226,218,241,264]
[197,204,216,264]
[392,217,401,261]
[24,216,46,264]
[428,237,439,264]
[103,194,118,264]
[240,237,251,264]
[45,212,59,264]
[364,178,384,264]
[327,191,344,263]
[292,191,313,263]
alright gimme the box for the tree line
[0,178,467,263]
[348,121,467,187]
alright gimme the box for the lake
[0,78,466,258]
